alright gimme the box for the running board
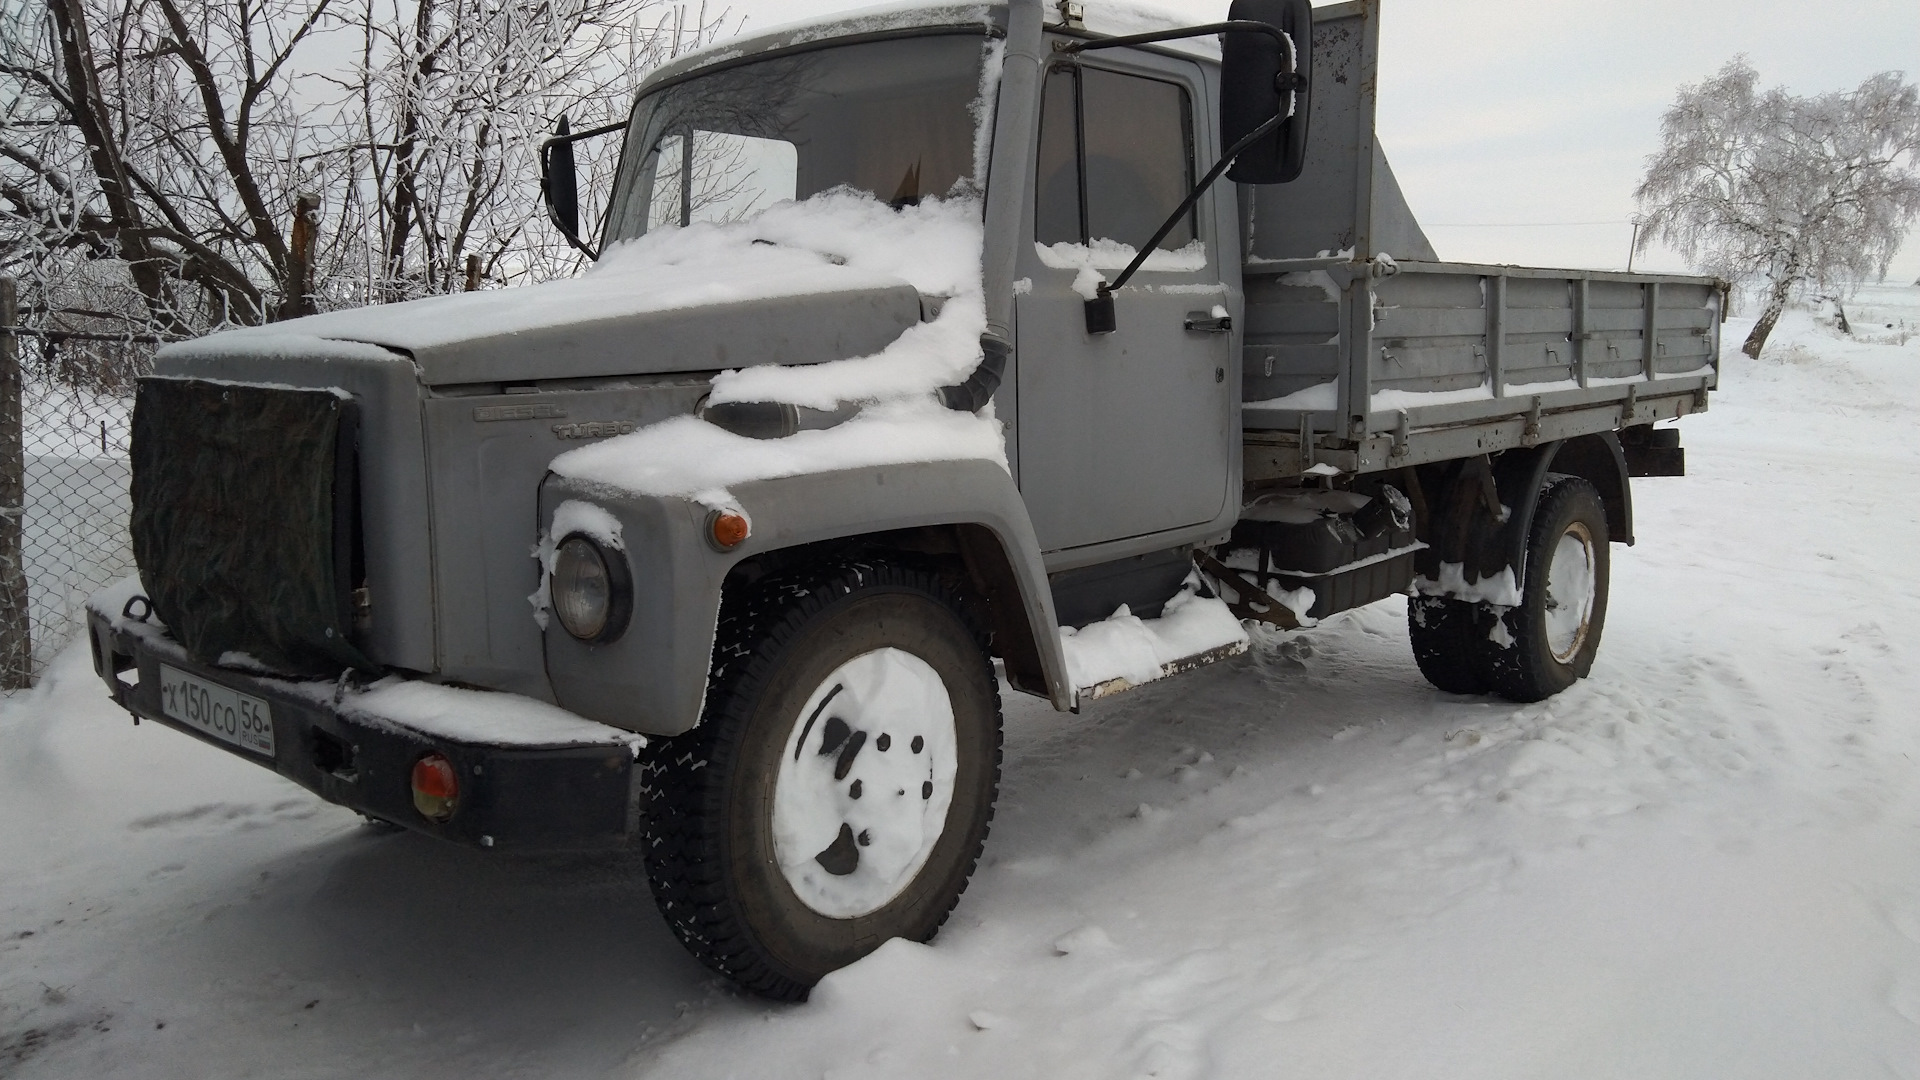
[1078,640,1249,702]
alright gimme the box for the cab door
[1014,48,1233,554]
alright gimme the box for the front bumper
[89,610,640,852]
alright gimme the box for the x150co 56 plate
[159,664,275,757]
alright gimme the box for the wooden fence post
[0,277,32,688]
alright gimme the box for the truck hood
[161,242,925,387]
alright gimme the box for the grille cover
[130,378,374,676]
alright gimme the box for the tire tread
[639,558,1000,1000]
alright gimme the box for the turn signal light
[411,752,458,822]
[709,510,750,550]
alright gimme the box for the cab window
[1034,64,1196,251]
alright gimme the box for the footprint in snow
[1052,925,1116,956]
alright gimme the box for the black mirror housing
[542,115,582,241]
[1221,0,1312,184]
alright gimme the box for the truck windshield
[603,33,990,245]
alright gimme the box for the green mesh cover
[130,378,375,676]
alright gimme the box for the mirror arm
[1103,109,1283,297]
[1085,109,1283,332]
[539,120,624,261]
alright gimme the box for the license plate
[158,664,275,757]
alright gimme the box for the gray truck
[87,0,1719,1000]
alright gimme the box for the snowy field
[4,295,1920,1078]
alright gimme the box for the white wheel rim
[771,647,958,919]
[1543,521,1596,664]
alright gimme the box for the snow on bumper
[87,605,643,852]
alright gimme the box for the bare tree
[2,0,723,369]
[1634,58,1920,358]
[3,0,346,335]
[338,0,701,301]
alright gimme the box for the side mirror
[1221,0,1312,184]
[542,115,582,243]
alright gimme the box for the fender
[538,458,1073,737]
[1417,432,1632,601]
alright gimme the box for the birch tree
[1634,58,1920,358]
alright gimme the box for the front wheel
[639,560,1001,1000]
[1484,474,1610,702]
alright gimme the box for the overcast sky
[710,0,1920,283]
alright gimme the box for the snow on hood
[162,208,922,375]
[550,189,1004,507]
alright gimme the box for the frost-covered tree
[2,0,715,383]
[332,0,718,302]
[1634,58,1920,358]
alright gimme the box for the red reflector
[412,753,458,798]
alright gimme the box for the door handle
[1184,311,1232,333]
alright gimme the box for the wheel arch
[1541,432,1633,546]
[720,519,1066,710]
[1492,436,1632,593]
[540,460,1075,737]
[1413,432,1631,601]
[715,460,1072,711]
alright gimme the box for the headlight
[551,534,632,643]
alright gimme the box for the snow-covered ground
[5,297,1920,1078]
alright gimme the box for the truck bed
[1239,258,1722,479]
[1233,1,1721,482]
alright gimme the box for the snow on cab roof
[642,3,1000,90]
[643,0,1220,91]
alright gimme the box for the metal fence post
[0,278,32,688]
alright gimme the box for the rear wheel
[639,560,1001,1000]
[1484,475,1609,702]
[1407,595,1492,694]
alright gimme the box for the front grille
[129,378,374,676]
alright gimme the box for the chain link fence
[2,277,149,690]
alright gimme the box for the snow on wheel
[639,560,1000,1000]
[772,647,960,918]
[1543,520,1598,665]
[1485,475,1610,703]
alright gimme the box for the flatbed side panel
[1373,273,1487,394]
[1242,273,1342,404]
[1242,261,1721,466]
[1365,267,1718,404]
